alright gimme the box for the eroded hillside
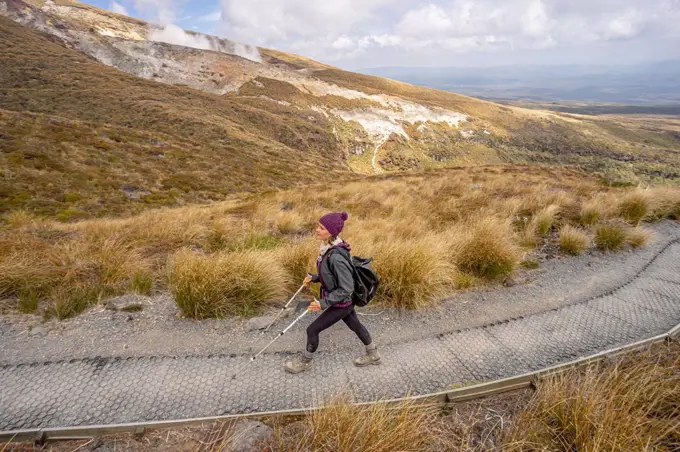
[1,0,679,219]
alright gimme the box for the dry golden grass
[168,249,286,318]
[559,225,590,255]
[448,216,520,279]
[594,222,629,251]
[626,227,655,249]
[276,239,319,293]
[505,342,680,451]
[534,204,561,236]
[275,396,436,452]
[370,237,456,309]
[647,186,680,221]
[618,189,651,226]
[579,193,617,226]
[2,166,679,319]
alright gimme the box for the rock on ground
[105,294,150,312]
[228,420,273,452]
[246,316,275,331]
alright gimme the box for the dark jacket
[311,242,354,309]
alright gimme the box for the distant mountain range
[361,61,680,105]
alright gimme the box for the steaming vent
[148,24,261,63]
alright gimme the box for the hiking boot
[284,352,313,374]
[354,343,381,367]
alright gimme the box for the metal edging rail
[2,322,678,445]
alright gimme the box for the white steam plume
[233,42,262,63]
[149,24,212,50]
[148,24,262,63]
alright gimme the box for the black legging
[306,304,372,353]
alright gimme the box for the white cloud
[218,0,398,43]
[110,1,129,16]
[521,0,550,38]
[396,4,452,38]
[198,10,222,22]
[132,0,680,66]
[131,0,180,24]
[332,36,355,50]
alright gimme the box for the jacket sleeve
[320,253,354,308]
[310,274,320,283]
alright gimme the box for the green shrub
[55,208,87,222]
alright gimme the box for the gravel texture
[1,230,679,430]
[1,221,679,367]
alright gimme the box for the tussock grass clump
[559,225,590,255]
[646,187,680,221]
[2,210,37,229]
[534,204,560,236]
[579,193,617,226]
[224,231,284,252]
[46,284,117,320]
[130,271,153,295]
[17,289,40,314]
[449,217,520,279]
[506,344,680,451]
[282,396,436,452]
[617,190,650,226]
[454,272,480,289]
[626,227,654,249]
[273,211,308,235]
[594,223,628,251]
[2,166,675,320]
[372,238,455,309]
[277,239,318,291]
[168,249,286,318]
[579,204,601,226]
[673,203,680,220]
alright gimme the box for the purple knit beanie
[319,212,348,237]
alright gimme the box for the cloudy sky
[85,0,680,69]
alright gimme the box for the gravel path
[1,227,679,430]
[1,221,679,366]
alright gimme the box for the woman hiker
[284,212,381,374]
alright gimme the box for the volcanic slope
[0,15,352,218]
[2,0,680,219]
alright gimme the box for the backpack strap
[327,247,355,282]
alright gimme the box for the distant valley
[361,62,680,107]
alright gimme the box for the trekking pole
[264,279,308,331]
[251,308,311,361]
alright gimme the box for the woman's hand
[308,300,321,312]
[303,275,313,287]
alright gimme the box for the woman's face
[315,222,332,241]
